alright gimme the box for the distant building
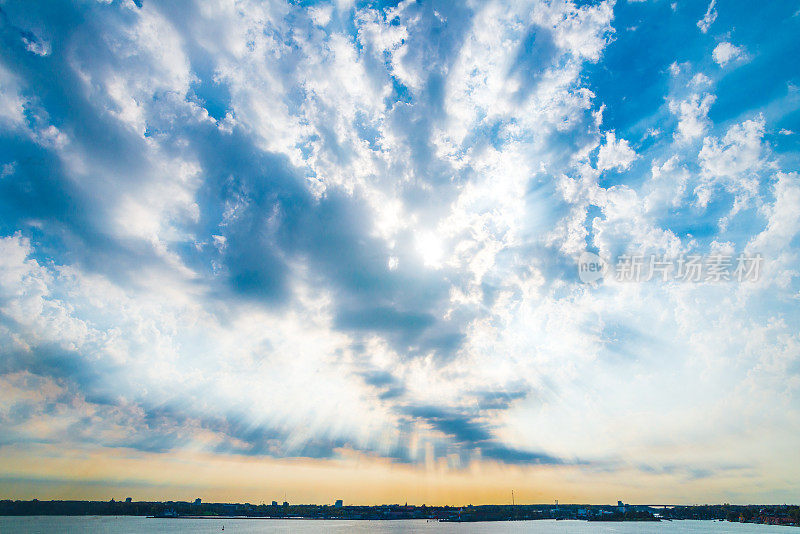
[194,498,201,505]
[334,500,343,508]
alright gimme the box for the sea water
[0,517,792,533]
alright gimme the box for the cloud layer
[1,0,799,501]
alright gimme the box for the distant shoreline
[2,501,797,526]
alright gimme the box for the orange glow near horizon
[0,443,791,506]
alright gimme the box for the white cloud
[643,156,690,212]
[697,0,717,33]
[0,63,26,127]
[713,41,745,67]
[747,172,800,288]
[697,117,766,211]
[0,162,15,179]
[690,73,712,87]
[596,132,637,172]
[541,0,615,62]
[669,93,716,143]
[309,4,333,26]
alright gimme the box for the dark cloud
[470,388,530,410]
[360,369,407,400]
[401,404,563,465]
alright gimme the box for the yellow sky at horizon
[0,443,791,506]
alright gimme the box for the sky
[0,0,799,506]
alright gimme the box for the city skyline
[0,0,799,505]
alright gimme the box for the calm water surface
[0,517,795,534]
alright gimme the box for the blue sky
[0,0,799,504]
